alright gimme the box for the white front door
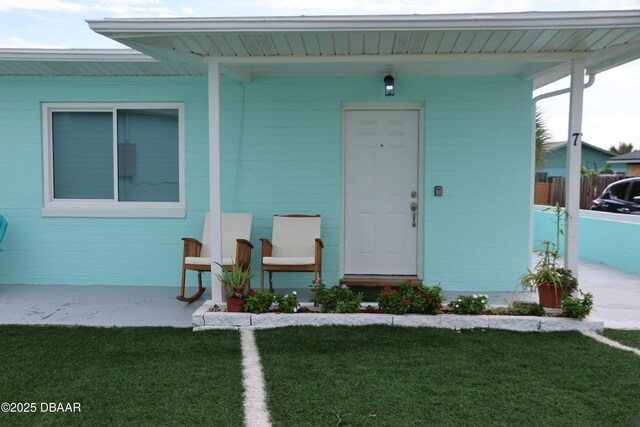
[344,109,420,275]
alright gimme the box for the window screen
[117,109,179,202]
[52,112,114,199]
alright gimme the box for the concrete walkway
[1,259,639,329]
[579,259,640,329]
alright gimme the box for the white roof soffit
[87,11,640,86]
[0,48,204,76]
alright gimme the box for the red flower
[392,289,398,294]
[421,293,427,298]
[384,286,391,290]
[258,303,263,307]
[250,290,256,296]
[428,297,434,303]
[407,279,413,283]
[382,292,388,298]
[437,305,443,309]
[402,298,408,305]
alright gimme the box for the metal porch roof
[2,11,640,84]
[85,11,640,87]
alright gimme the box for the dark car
[591,177,640,214]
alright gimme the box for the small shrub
[562,292,594,320]
[310,279,363,313]
[244,290,275,314]
[491,302,545,316]
[275,291,300,313]
[449,294,489,315]
[377,281,444,315]
[412,284,445,315]
[377,281,414,315]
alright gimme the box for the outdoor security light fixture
[384,74,395,96]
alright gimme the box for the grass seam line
[241,328,272,427]
[581,330,640,357]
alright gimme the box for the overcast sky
[1,0,639,150]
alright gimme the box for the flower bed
[192,281,602,332]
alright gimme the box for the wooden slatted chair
[178,212,253,303]
[260,214,323,292]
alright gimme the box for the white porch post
[208,61,224,302]
[564,59,586,278]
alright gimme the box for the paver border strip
[193,301,604,332]
[581,330,640,357]
[240,329,272,427]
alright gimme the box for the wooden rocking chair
[260,214,323,292]
[178,212,253,303]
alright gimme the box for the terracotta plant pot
[537,283,564,309]
[226,296,246,313]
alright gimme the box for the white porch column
[208,61,224,302]
[564,59,586,278]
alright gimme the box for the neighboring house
[608,150,640,177]
[538,141,626,179]
[1,11,640,297]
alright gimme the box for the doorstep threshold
[340,275,422,287]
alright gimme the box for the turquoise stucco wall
[533,208,640,274]
[0,74,532,291]
[541,144,626,178]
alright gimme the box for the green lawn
[0,326,243,427]
[603,329,640,350]
[256,326,640,427]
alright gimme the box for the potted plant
[215,263,254,312]
[520,204,579,308]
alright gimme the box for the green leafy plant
[376,281,445,315]
[449,294,489,315]
[310,279,363,313]
[275,291,300,313]
[491,302,545,316]
[412,284,445,315]
[244,290,275,313]
[215,263,254,299]
[377,281,414,315]
[520,204,579,296]
[562,292,594,320]
[581,162,614,176]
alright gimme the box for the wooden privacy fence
[539,176,628,209]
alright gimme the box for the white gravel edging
[581,330,640,357]
[241,329,272,427]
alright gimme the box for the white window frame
[42,102,186,218]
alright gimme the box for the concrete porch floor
[0,259,638,329]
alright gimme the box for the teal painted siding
[0,76,209,286]
[533,209,640,274]
[541,144,626,178]
[421,77,532,291]
[0,74,532,291]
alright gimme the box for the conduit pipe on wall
[533,73,595,105]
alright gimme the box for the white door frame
[340,102,425,279]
